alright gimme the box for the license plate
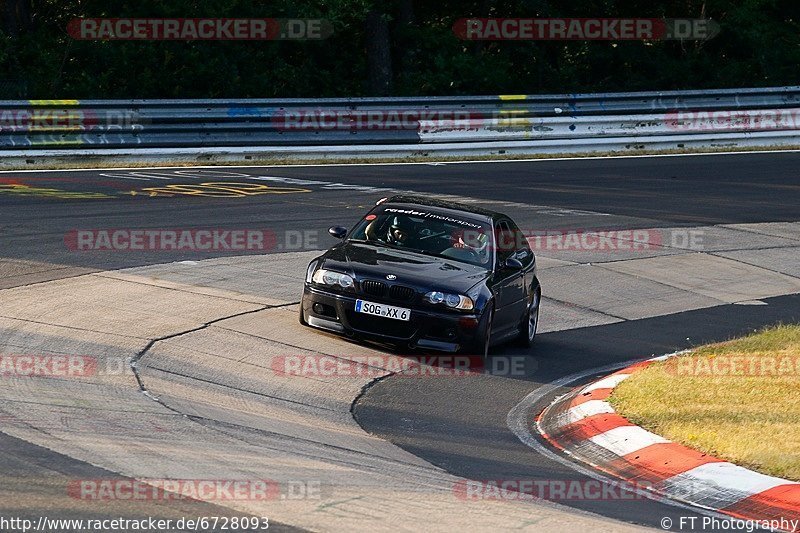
[355,299,411,321]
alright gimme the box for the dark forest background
[1,0,799,98]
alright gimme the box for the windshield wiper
[379,242,462,261]
[418,231,447,241]
[348,239,408,251]
[354,239,476,264]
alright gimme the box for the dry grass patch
[5,144,800,171]
[610,324,800,481]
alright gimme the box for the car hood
[320,241,490,294]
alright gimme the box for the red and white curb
[537,355,800,532]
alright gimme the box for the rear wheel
[516,287,540,347]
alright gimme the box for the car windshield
[349,206,493,268]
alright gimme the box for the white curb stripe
[560,400,616,427]
[660,462,799,510]
[580,373,631,394]
[588,425,670,457]
[511,357,734,522]
[538,354,800,526]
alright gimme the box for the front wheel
[464,303,493,360]
[516,287,541,348]
[299,294,308,326]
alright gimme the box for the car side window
[508,220,533,266]
[495,220,516,264]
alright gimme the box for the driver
[386,216,416,246]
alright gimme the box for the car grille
[361,280,386,297]
[389,285,416,302]
[360,280,417,303]
[345,312,416,339]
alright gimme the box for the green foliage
[0,0,799,97]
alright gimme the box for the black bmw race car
[299,195,541,357]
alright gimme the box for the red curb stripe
[607,442,725,484]
[554,413,633,443]
[570,387,613,407]
[539,429,568,453]
[723,484,800,523]
[612,360,654,375]
[538,355,799,528]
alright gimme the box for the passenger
[442,229,491,265]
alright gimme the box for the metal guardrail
[1,87,800,161]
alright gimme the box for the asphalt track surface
[1,151,799,531]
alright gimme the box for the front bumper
[301,285,481,352]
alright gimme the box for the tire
[516,287,541,348]
[464,303,493,360]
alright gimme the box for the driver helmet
[387,216,414,245]
[458,230,490,261]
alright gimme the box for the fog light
[313,303,325,314]
[459,317,479,329]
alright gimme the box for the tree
[365,9,392,95]
[2,0,31,36]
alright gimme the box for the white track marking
[98,171,176,180]
[95,173,150,181]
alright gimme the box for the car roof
[381,195,508,223]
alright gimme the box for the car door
[491,220,527,336]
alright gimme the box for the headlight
[305,261,318,283]
[312,269,354,289]
[425,291,474,311]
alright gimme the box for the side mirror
[328,226,348,239]
[504,257,523,270]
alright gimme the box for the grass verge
[609,324,800,481]
[3,144,800,171]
